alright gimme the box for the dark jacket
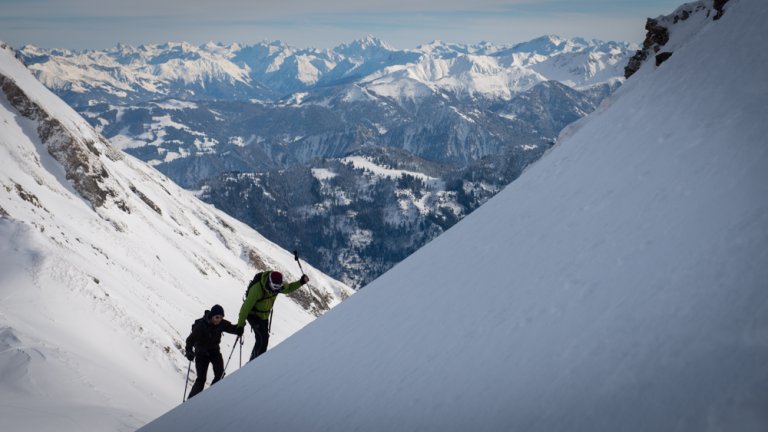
[185,311,239,354]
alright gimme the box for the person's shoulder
[192,317,207,329]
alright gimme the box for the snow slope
[141,0,768,430]
[0,43,352,431]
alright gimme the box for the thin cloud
[0,0,683,49]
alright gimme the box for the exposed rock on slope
[625,0,731,78]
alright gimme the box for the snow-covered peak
[16,40,259,103]
[395,37,631,102]
[139,0,768,430]
[359,35,633,101]
[334,35,396,57]
[510,34,573,55]
[19,35,634,105]
[416,39,512,58]
[417,39,461,55]
[159,41,196,51]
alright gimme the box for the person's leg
[247,316,270,361]
[187,352,210,399]
[210,351,225,385]
[260,318,271,356]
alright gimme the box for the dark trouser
[188,349,224,399]
[247,315,270,361]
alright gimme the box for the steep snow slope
[0,43,352,431]
[141,0,768,431]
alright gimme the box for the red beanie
[269,271,283,288]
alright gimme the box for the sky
[0,0,685,50]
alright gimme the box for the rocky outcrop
[14,182,44,209]
[714,0,729,20]
[129,184,162,215]
[287,287,335,317]
[0,73,123,210]
[624,18,668,78]
[655,51,674,66]
[624,0,730,78]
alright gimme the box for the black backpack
[189,313,207,337]
[244,272,263,300]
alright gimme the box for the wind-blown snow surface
[0,44,352,431]
[142,1,768,431]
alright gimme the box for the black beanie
[210,304,224,317]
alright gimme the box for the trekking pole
[239,336,243,367]
[182,360,192,403]
[292,248,312,295]
[222,335,240,378]
[293,250,306,275]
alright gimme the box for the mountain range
[19,35,630,104]
[18,36,635,287]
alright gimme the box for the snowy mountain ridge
[33,33,620,289]
[15,35,633,290]
[0,41,352,431]
[141,0,768,430]
[19,35,634,105]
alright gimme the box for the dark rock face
[714,0,730,20]
[674,10,691,24]
[655,52,674,66]
[0,74,121,209]
[625,0,730,78]
[645,19,671,51]
[625,18,670,78]
[624,51,649,79]
[129,185,162,215]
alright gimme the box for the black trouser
[188,349,224,399]
[247,315,270,361]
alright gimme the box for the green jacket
[237,272,303,326]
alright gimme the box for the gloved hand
[300,274,310,285]
[236,326,244,337]
[185,350,195,361]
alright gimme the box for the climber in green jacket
[237,271,309,361]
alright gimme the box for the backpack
[243,272,278,318]
[244,272,278,301]
[191,311,208,331]
[244,272,263,300]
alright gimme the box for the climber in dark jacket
[184,304,239,399]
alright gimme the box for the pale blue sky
[0,0,685,49]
